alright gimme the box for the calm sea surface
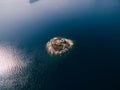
[0,0,120,90]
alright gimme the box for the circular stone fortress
[46,37,74,55]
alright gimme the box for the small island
[46,37,74,55]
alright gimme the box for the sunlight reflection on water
[0,43,30,90]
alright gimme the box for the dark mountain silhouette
[30,0,39,3]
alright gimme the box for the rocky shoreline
[46,37,73,55]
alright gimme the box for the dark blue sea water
[0,0,120,90]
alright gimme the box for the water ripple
[0,43,30,90]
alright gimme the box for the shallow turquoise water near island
[0,0,120,90]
